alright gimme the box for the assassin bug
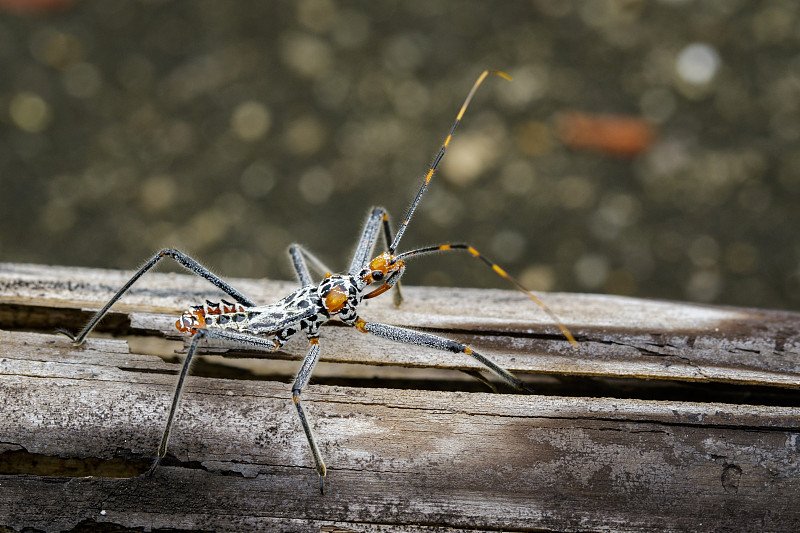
[58,70,578,494]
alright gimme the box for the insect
[58,70,577,494]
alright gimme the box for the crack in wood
[3,264,800,531]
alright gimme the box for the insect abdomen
[175,299,247,334]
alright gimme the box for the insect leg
[58,249,255,346]
[460,369,500,393]
[395,243,578,348]
[147,328,281,476]
[292,337,326,493]
[349,206,404,305]
[355,319,532,393]
[288,244,334,287]
[380,210,404,306]
[349,207,386,275]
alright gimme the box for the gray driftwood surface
[1,262,799,532]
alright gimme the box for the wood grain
[1,262,799,532]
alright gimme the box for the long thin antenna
[388,70,512,254]
[396,244,579,348]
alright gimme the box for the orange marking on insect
[354,318,367,333]
[364,283,391,299]
[466,246,480,257]
[463,347,473,355]
[175,317,189,333]
[364,252,404,285]
[557,325,579,348]
[175,308,206,335]
[309,337,319,345]
[492,264,509,278]
[439,244,452,251]
[369,253,389,271]
[324,285,348,313]
[454,70,510,122]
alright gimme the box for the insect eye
[372,271,384,281]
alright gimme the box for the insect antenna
[388,70,512,255]
[395,244,579,348]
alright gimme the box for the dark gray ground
[1,0,799,311]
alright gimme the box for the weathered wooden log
[1,262,798,532]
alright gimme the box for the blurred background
[1,0,799,311]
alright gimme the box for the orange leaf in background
[555,112,657,158]
[0,0,77,15]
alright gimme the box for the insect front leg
[292,337,326,493]
[58,248,255,346]
[147,328,281,476]
[349,206,403,306]
[354,319,532,393]
[288,244,336,287]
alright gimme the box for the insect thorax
[317,274,364,323]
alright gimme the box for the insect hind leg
[147,327,281,476]
[292,337,326,493]
[58,248,255,346]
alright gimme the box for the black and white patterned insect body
[176,274,366,346]
[58,71,577,494]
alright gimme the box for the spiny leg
[380,210,404,306]
[58,248,255,346]
[355,319,532,393]
[389,70,511,254]
[349,207,403,306]
[292,337,326,493]
[147,328,281,476]
[349,207,385,275]
[288,245,314,287]
[395,243,578,348]
[288,244,334,287]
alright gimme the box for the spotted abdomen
[175,299,246,335]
